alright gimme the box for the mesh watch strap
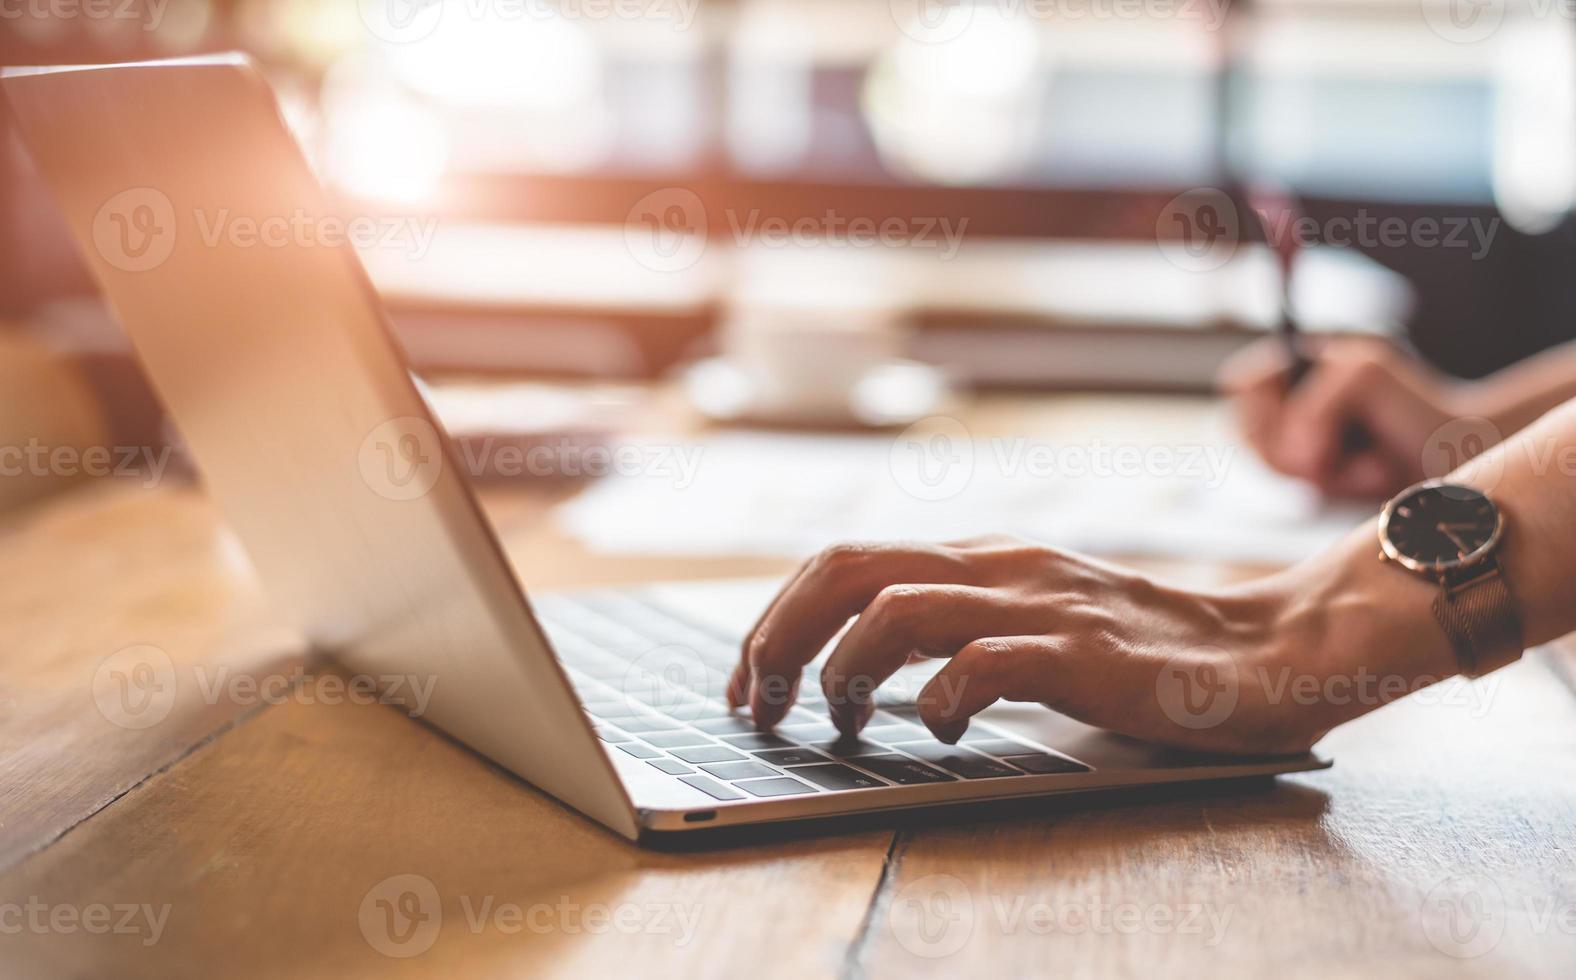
[1432,564,1524,678]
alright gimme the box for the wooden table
[2,392,1574,979]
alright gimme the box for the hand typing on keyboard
[726,530,1462,756]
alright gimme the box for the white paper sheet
[555,430,1370,566]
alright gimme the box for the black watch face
[1381,482,1501,572]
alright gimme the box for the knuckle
[1349,356,1389,386]
[745,630,776,670]
[865,584,926,628]
[816,541,875,571]
[955,638,1011,676]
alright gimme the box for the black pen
[1245,182,1313,389]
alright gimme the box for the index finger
[1219,343,1295,455]
[739,541,979,728]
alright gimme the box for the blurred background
[4,0,1576,442]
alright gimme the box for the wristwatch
[1377,479,1524,678]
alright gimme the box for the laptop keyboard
[535,591,1091,802]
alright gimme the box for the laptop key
[848,754,956,784]
[901,745,1025,779]
[661,700,733,720]
[699,761,778,781]
[616,715,683,733]
[863,723,930,742]
[693,716,761,735]
[955,738,1037,759]
[778,720,839,741]
[789,763,886,791]
[617,743,663,760]
[593,726,632,743]
[680,775,745,801]
[671,745,746,764]
[648,759,694,775]
[811,736,890,758]
[719,732,796,751]
[959,726,1020,744]
[640,730,715,749]
[734,776,816,798]
[1003,753,1092,775]
[753,747,830,767]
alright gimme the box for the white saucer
[683,356,950,428]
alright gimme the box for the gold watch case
[1377,478,1505,580]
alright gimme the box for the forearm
[1242,399,1576,729]
[1455,399,1576,647]
[1464,339,1576,437]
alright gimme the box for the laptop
[1,55,1329,843]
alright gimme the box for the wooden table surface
[2,392,1574,980]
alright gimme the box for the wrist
[1247,522,1461,725]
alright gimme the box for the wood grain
[0,691,892,980]
[0,484,306,872]
[3,389,1573,979]
[859,651,1576,979]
